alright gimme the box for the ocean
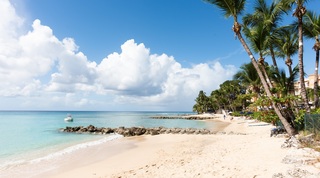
[0,111,212,174]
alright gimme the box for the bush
[231,111,253,117]
[252,110,278,125]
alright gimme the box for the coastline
[4,114,320,177]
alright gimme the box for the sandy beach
[6,114,320,178]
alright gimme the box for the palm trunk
[236,32,296,136]
[269,45,279,72]
[313,39,320,108]
[288,65,293,79]
[287,63,295,94]
[297,15,310,112]
[261,65,273,90]
[286,63,299,115]
[258,54,273,90]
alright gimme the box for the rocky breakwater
[62,125,216,137]
[150,115,218,120]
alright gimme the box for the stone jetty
[150,115,218,120]
[61,125,226,137]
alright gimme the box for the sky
[1,0,319,111]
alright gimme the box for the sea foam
[30,133,123,163]
[0,134,123,170]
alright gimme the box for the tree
[303,11,320,107]
[210,89,225,112]
[193,90,210,114]
[274,27,299,91]
[220,80,245,111]
[234,62,261,96]
[282,0,311,112]
[242,0,287,72]
[209,80,247,112]
[269,66,299,97]
[242,23,274,89]
[204,0,296,135]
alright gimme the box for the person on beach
[223,115,226,120]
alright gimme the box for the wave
[30,134,123,163]
[0,134,123,171]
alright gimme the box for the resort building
[294,74,320,96]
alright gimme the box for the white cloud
[0,0,237,110]
[97,39,180,96]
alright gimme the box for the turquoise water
[0,111,208,170]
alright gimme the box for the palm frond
[204,0,246,19]
[303,11,320,39]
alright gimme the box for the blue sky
[1,0,319,111]
[18,0,239,67]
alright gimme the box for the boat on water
[64,114,73,122]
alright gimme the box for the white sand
[4,115,320,178]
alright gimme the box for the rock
[298,134,315,145]
[216,131,226,135]
[150,129,159,135]
[79,127,87,132]
[186,129,195,134]
[133,127,146,136]
[62,126,219,137]
[115,127,126,135]
[287,168,313,178]
[122,130,132,137]
[270,126,286,137]
[159,128,167,134]
[87,125,96,132]
[281,136,300,148]
[102,127,114,134]
[272,173,285,178]
[282,155,304,164]
[179,129,186,134]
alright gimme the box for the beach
[31,114,319,178]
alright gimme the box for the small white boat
[64,114,73,122]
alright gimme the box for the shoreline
[3,114,320,177]
[1,113,226,178]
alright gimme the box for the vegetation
[302,11,320,107]
[195,0,320,137]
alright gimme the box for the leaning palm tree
[204,0,296,135]
[303,11,320,107]
[242,23,273,89]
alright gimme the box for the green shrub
[252,110,278,125]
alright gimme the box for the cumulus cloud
[0,0,237,110]
[97,39,180,96]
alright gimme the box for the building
[294,74,320,96]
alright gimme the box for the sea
[0,111,213,175]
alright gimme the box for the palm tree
[242,0,287,71]
[303,11,320,107]
[282,0,311,112]
[274,27,299,86]
[210,89,226,112]
[272,27,302,114]
[242,23,273,89]
[269,66,299,97]
[234,62,261,96]
[220,80,243,112]
[194,90,209,113]
[204,0,296,135]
